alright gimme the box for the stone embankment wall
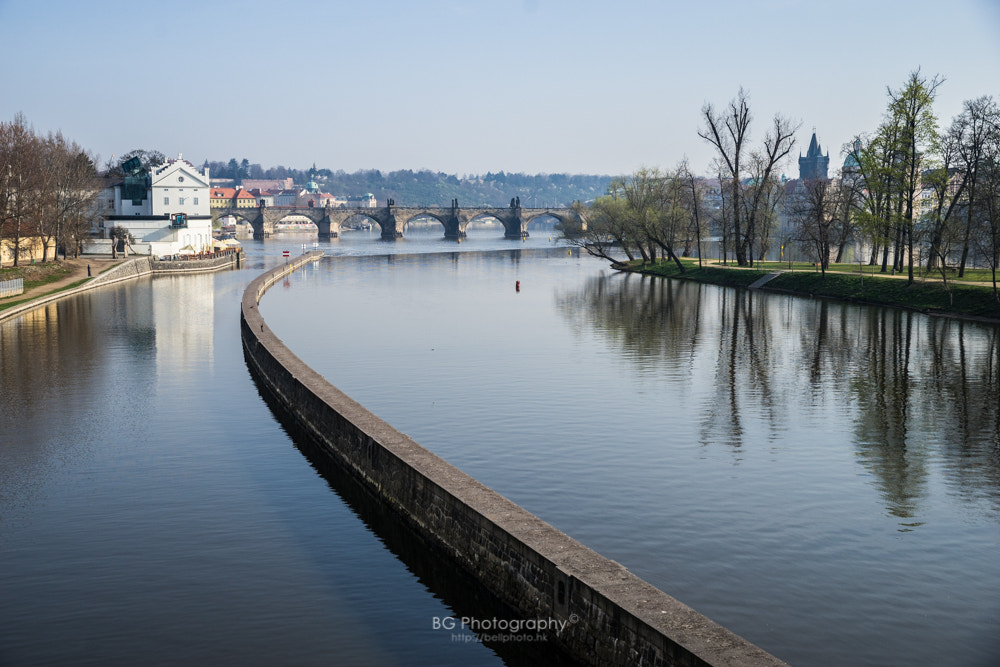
[151,250,243,273]
[241,252,789,667]
[0,251,244,324]
[91,257,153,285]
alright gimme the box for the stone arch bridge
[212,200,584,240]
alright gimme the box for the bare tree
[36,132,101,262]
[679,161,707,267]
[699,89,799,266]
[0,113,43,267]
[832,167,863,264]
[745,115,798,263]
[789,178,839,276]
[923,124,968,273]
[710,164,735,265]
[699,89,752,265]
[886,69,944,284]
[951,96,1000,277]
[971,117,1000,301]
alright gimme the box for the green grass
[767,272,1000,319]
[628,258,1000,321]
[621,258,770,288]
[0,277,91,312]
[752,260,998,283]
[0,262,74,291]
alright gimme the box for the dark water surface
[2,227,999,666]
[261,236,1000,667]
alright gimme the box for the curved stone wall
[241,252,788,667]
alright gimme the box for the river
[2,225,998,666]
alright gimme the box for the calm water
[2,225,999,666]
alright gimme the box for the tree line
[568,70,1000,300]
[204,159,612,209]
[1,113,102,266]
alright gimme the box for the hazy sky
[2,0,998,178]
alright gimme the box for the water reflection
[151,274,215,378]
[0,279,158,524]
[245,356,578,666]
[556,273,1000,520]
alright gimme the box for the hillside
[205,160,613,207]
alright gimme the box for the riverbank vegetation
[0,260,73,287]
[625,257,1000,321]
[1,114,103,266]
[204,160,613,210]
[564,70,1000,305]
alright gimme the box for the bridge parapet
[213,202,580,240]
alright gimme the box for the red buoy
[516,280,521,292]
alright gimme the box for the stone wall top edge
[241,251,790,667]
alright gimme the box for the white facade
[98,155,215,257]
[150,157,211,217]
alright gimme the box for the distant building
[242,178,293,191]
[211,187,259,209]
[272,189,301,207]
[345,193,377,208]
[96,155,213,257]
[248,188,275,207]
[842,139,862,181]
[210,187,236,209]
[798,132,830,181]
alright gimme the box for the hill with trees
[202,160,612,208]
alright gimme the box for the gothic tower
[798,131,830,181]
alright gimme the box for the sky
[1,0,999,179]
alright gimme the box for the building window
[193,197,199,205]
[179,197,186,206]
[164,197,169,205]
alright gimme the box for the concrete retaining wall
[241,252,789,667]
[151,250,243,273]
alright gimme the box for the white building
[97,155,214,257]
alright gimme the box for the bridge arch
[400,211,449,229]
[213,202,580,240]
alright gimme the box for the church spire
[806,132,822,158]
[799,130,830,180]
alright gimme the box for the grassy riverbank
[1,260,75,290]
[0,258,125,313]
[624,258,1000,322]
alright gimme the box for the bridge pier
[495,204,529,239]
[316,217,339,240]
[212,202,574,242]
[441,204,465,239]
[379,206,406,239]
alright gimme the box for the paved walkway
[703,258,996,287]
[2,256,125,304]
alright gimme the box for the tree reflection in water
[556,273,1000,521]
